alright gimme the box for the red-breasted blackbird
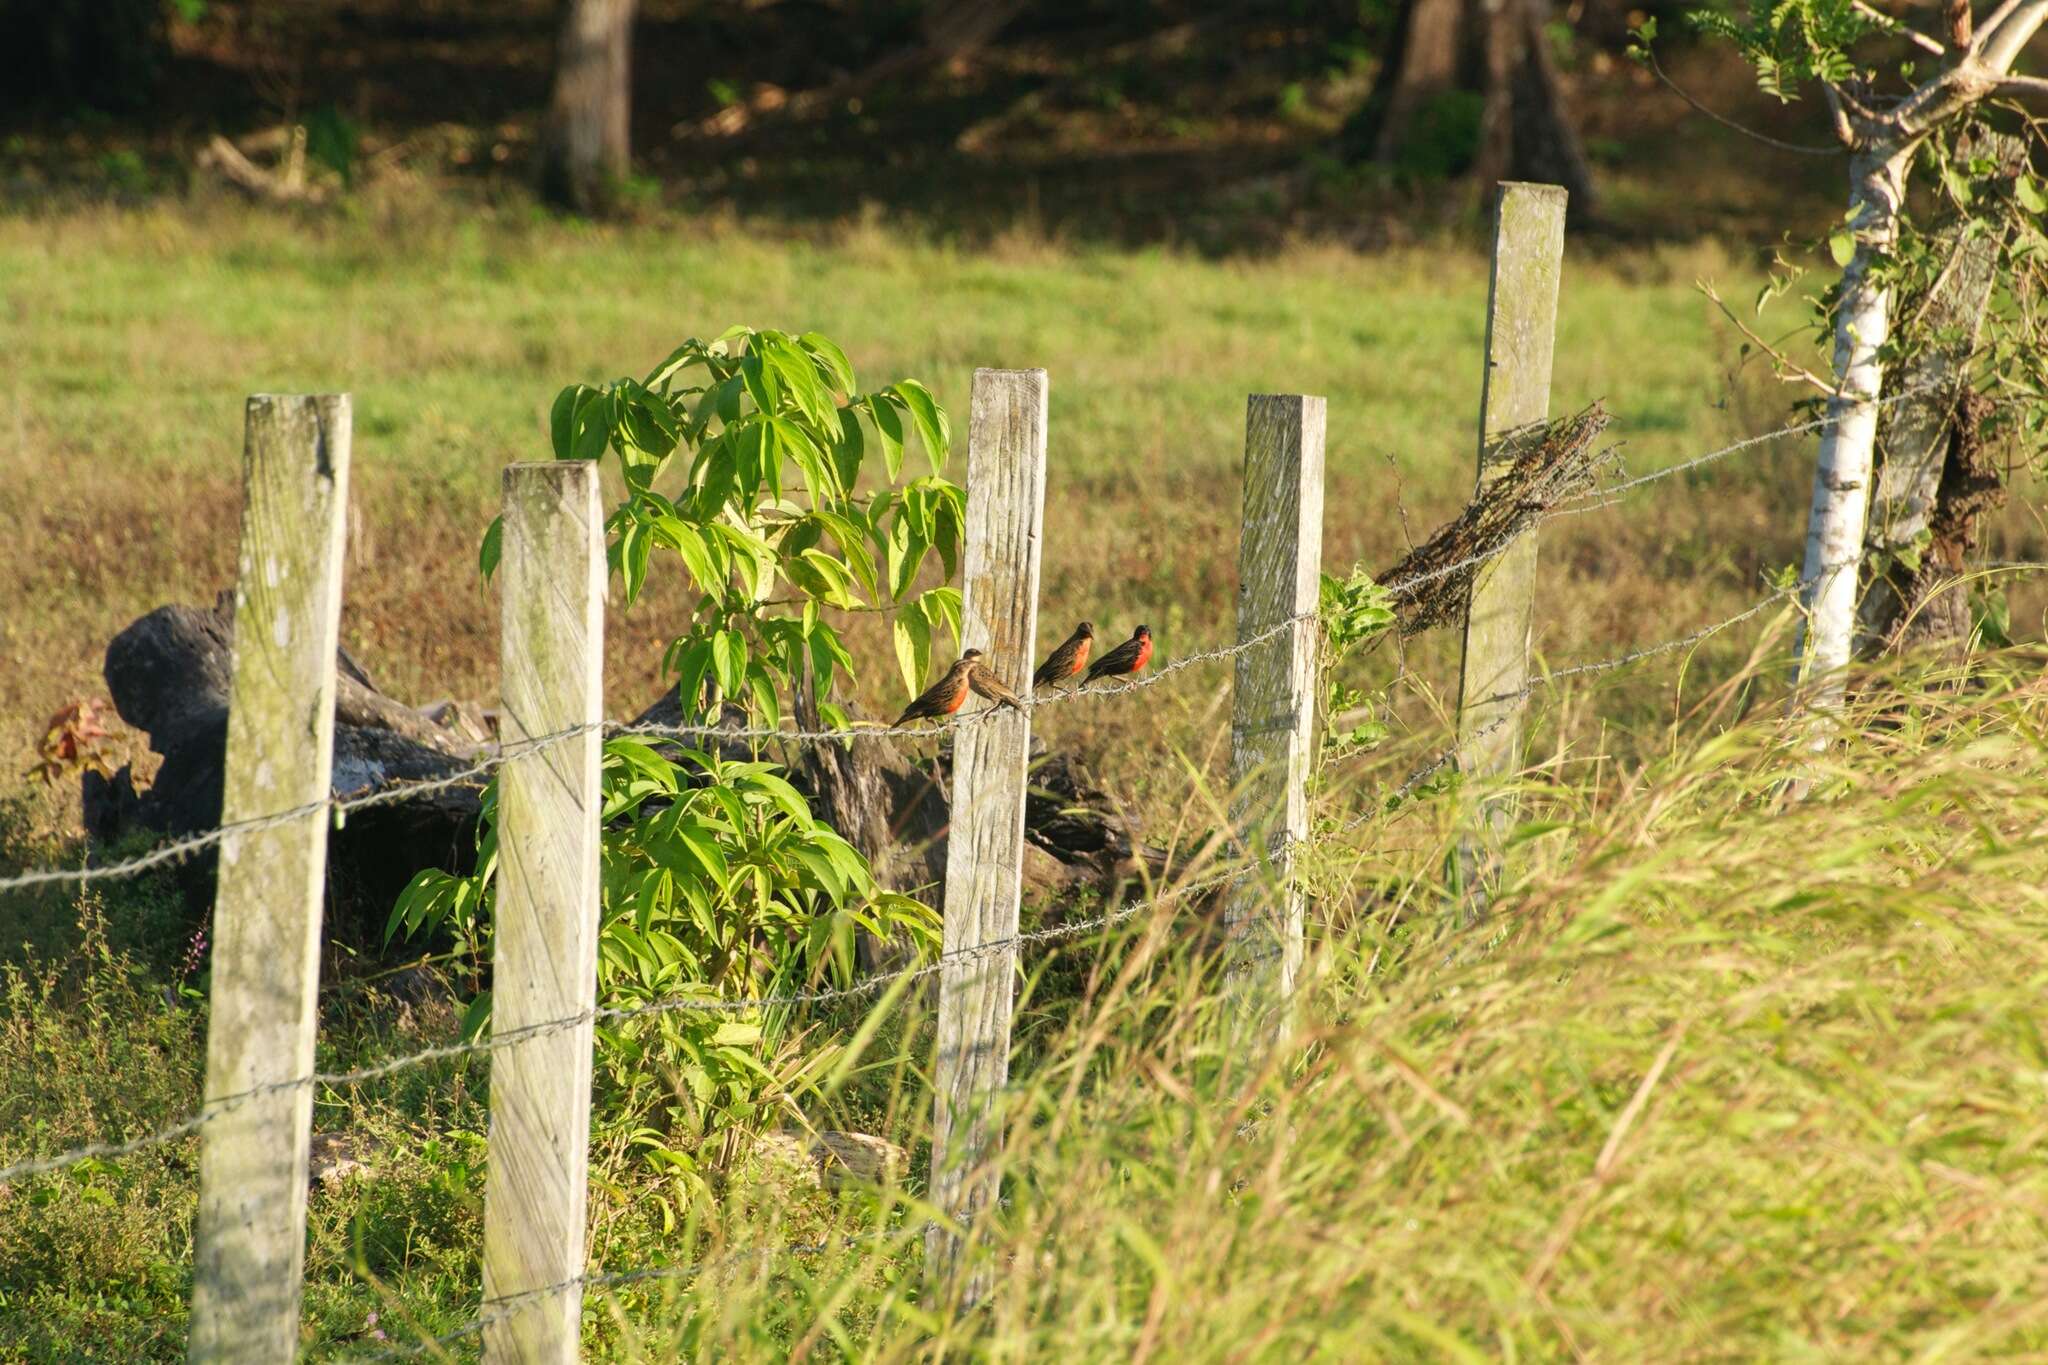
[1032,621,1095,691]
[894,650,983,727]
[969,659,1026,712]
[1085,624,1152,684]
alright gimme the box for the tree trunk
[1795,144,1911,710]
[539,0,635,214]
[1353,0,1595,209]
[1370,0,1467,163]
[1857,133,2022,657]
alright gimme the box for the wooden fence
[179,182,1569,1360]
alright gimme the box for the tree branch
[1699,280,1842,398]
[1823,84,1858,145]
[1850,0,1946,54]
[1994,74,2048,99]
[1977,0,2048,73]
[1645,48,1839,154]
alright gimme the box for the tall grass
[577,658,2048,1361]
[6,651,2046,1358]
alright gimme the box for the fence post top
[972,366,1048,382]
[245,392,351,409]
[1495,181,1570,204]
[503,459,598,488]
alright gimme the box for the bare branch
[1698,280,1843,398]
[1644,48,1839,154]
[1948,0,1974,47]
[1851,0,1946,54]
[1994,74,2048,99]
[1972,0,2029,56]
[1823,83,1858,145]
[1978,0,2048,73]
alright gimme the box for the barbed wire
[1326,587,1800,836]
[1563,382,1949,507]
[0,866,1244,1186]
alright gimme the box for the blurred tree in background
[1341,0,1597,204]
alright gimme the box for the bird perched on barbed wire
[1085,624,1152,685]
[1032,621,1095,691]
[968,658,1027,712]
[894,650,984,727]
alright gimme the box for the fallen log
[85,595,488,946]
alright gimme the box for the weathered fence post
[481,462,606,1363]
[1225,394,1326,1011]
[926,367,1048,1295]
[1454,181,1567,914]
[189,394,352,1363]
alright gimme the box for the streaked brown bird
[894,650,983,727]
[1085,624,1153,684]
[968,659,1026,712]
[1031,621,1095,691]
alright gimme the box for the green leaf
[645,339,704,391]
[712,628,747,698]
[672,636,715,716]
[549,385,581,460]
[800,332,857,395]
[891,380,949,473]
[712,1020,763,1047]
[869,394,906,482]
[761,334,838,432]
[920,586,963,649]
[616,519,652,607]
[2018,175,2046,215]
[893,608,930,699]
[798,547,862,609]
[831,404,865,491]
[1828,230,1856,268]
[745,661,782,731]
[887,513,927,599]
[739,352,781,414]
[458,991,493,1042]
[479,515,503,582]
[666,521,726,599]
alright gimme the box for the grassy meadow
[4,190,2048,1359]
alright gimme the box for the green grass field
[4,190,2048,1359]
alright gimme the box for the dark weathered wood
[87,597,484,944]
[927,368,1048,1293]
[481,462,607,1363]
[1455,181,1565,913]
[1225,394,1325,1007]
[189,394,351,1362]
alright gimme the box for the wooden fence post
[189,395,352,1363]
[1225,394,1326,1008]
[1454,181,1567,914]
[481,462,606,1363]
[926,367,1048,1294]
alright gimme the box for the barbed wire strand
[0,867,1244,1186]
[1327,587,1801,836]
[8,383,2021,898]
[1565,382,1947,507]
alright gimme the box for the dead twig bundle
[1380,401,1616,635]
